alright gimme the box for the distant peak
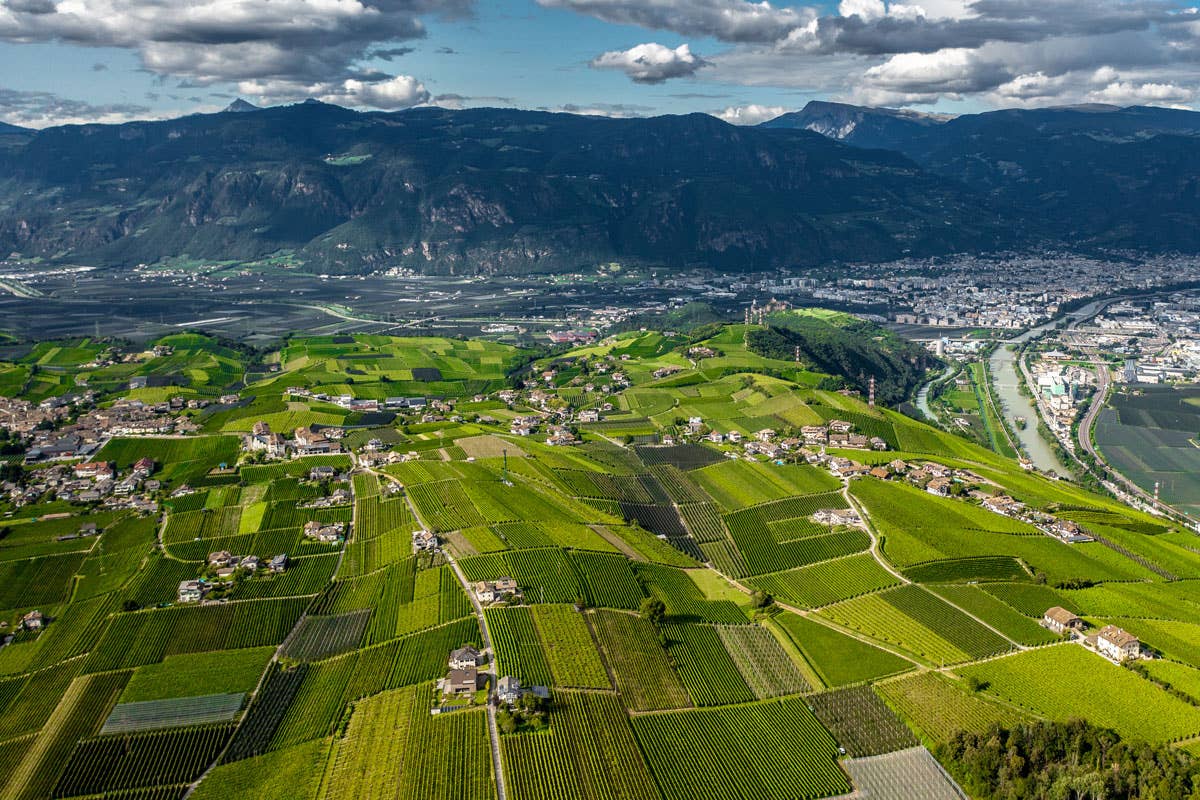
[224,98,259,113]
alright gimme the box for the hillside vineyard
[0,318,1198,799]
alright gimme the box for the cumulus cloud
[236,74,431,110]
[538,0,808,43]
[590,42,707,83]
[0,0,469,109]
[713,104,789,124]
[1086,79,1195,106]
[549,0,1200,110]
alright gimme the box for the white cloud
[237,74,431,109]
[1086,80,1196,107]
[590,42,707,83]
[552,0,1200,110]
[713,104,789,124]
[0,0,464,108]
[838,0,886,22]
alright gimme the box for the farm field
[632,698,850,800]
[844,746,968,800]
[0,324,1197,800]
[959,645,1200,743]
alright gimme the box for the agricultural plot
[190,738,327,800]
[725,507,870,576]
[821,585,1011,665]
[844,746,968,800]
[270,654,365,752]
[0,552,87,610]
[715,625,810,698]
[632,698,849,800]
[808,685,918,757]
[281,609,372,661]
[980,582,1073,617]
[772,613,913,688]
[903,556,1029,584]
[97,436,241,487]
[54,723,235,797]
[636,563,747,624]
[503,691,657,800]
[121,648,274,703]
[460,548,585,605]
[531,605,610,689]
[662,623,757,706]
[748,554,899,609]
[875,672,1024,744]
[100,693,245,734]
[486,607,553,686]
[1,671,129,800]
[84,598,308,672]
[692,460,840,511]
[960,645,1200,743]
[1095,387,1200,516]
[853,479,1153,584]
[929,585,1058,646]
[589,610,690,712]
[569,552,643,610]
[406,480,487,532]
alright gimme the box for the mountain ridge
[0,102,1003,274]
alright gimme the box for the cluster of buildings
[178,553,289,603]
[1041,608,1143,662]
[285,387,433,413]
[748,252,1195,331]
[3,457,158,511]
[244,422,344,458]
[440,645,549,708]
[1029,357,1095,429]
[303,520,347,544]
[980,495,1095,543]
[25,398,197,463]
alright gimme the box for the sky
[1,0,1200,128]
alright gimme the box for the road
[388,466,508,800]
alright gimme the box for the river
[985,300,1108,474]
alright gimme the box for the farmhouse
[294,427,339,456]
[178,580,207,603]
[474,578,520,604]
[1096,625,1141,662]
[269,554,289,573]
[449,646,481,670]
[812,508,862,527]
[1042,606,1084,635]
[20,610,43,631]
[444,667,479,696]
[412,529,438,553]
[497,675,522,705]
[303,520,346,544]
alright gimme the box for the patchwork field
[0,324,1196,800]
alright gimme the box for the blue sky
[0,0,1197,127]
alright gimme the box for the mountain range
[2,99,1200,274]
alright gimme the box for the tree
[640,597,666,626]
[749,590,773,610]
